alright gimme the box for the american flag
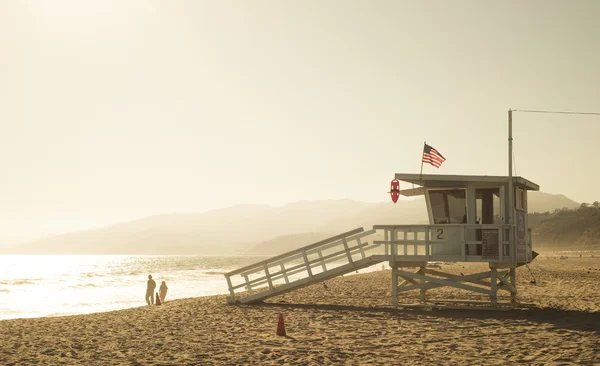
[422,143,446,168]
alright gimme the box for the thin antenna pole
[508,109,514,263]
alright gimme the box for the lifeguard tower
[224,173,539,309]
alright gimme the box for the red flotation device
[390,179,400,203]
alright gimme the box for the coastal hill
[529,202,600,251]
[4,192,581,255]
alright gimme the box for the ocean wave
[0,289,9,293]
[202,271,227,275]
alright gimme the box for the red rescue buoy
[390,179,400,203]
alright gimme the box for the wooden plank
[394,261,428,268]
[400,278,493,292]
[397,275,419,286]
[399,273,492,292]
[497,273,516,293]
[398,187,425,197]
[425,269,507,279]
[395,270,492,296]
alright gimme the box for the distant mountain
[527,192,579,213]
[4,200,377,255]
[4,192,580,255]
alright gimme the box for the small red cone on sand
[156,292,162,305]
[276,313,286,336]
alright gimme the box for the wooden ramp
[224,223,528,308]
[224,227,383,304]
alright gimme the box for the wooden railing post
[357,239,366,259]
[384,229,389,255]
[498,227,504,262]
[460,226,466,261]
[391,265,398,306]
[391,230,397,258]
[264,263,274,291]
[425,228,430,261]
[318,251,327,271]
[226,275,235,300]
[342,237,353,264]
[419,265,427,302]
[244,274,253,294]
[280,263,289,284]
[302,250,313,278]
[490,268,498,307]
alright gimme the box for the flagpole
[508,110,515,264]
[419,141,425,179]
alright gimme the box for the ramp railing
[224,227,381,304]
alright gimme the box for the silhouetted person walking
[146,275,156,305]
[159,281,168,303]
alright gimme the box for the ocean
[0,255,270,320]
[0,255,380,320]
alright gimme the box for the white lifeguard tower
[224,173,539,309]
[380,173,538,308]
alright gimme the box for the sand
[1,257,599,365]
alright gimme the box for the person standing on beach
[146,275,157,305]
[159,281,168,302]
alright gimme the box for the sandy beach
[1,256,599,365]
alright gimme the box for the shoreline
[1,259,599,364]
[0,261,381,322]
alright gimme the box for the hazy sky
[1,0,599,243]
